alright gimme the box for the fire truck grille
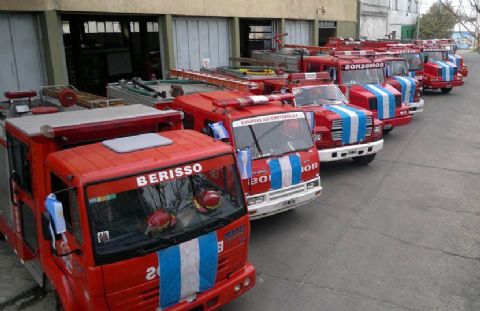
[331,116,373,140]
[269,183,306,201]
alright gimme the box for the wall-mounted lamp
[317,7,326,15]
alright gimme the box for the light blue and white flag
[305,111,315,131]
[156,231,218,310]
[393,76,416,104]
[268,153,302,190]
[236,148,252,179]
[363,84,396,120]
[408,71,416,78]
[435,61,455,81]
[448,54,461,67]
[324,104,367,145]
[209,122,229,140]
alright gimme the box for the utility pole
[416,0,422,39]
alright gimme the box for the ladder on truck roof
[170,69,263,93]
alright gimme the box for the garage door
[173,17,230,70]
[0,14,46,101]
[285,20,312,45]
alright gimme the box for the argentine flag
[209,122,229,140]
[268,153,302,190]
[305,111,315,131]
[363,84,396,120]
[436,61,454,81]
[448,54,461,67]
[324,104,367,145]
[393,76,416,104]
[236,148,252,179]
[156,231,218,310]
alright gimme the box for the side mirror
[41,211,61,242]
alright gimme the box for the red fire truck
[261,72,384,164]
[0,91,255,310]
[373,52,424,114]
[416,39,469,77]
[251,47,411,133]
[166,70,322,220]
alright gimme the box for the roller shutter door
[285,20,312,45]
[0,14,46,100]
[173,17,230,70]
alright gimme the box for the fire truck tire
[352,154,376,165]
[441,87,453,94]
[383,127,394,134]
[55,291,65,311]
[0,232,4,240]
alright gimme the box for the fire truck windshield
[232,112,314,160]
[386,61,408,76]
[401,53,423,70]
[293,85,347,106]
[86,161,244,262]
[341,68,385,85]
[424,51,447,62]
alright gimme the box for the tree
[439,0,479,49]
[419,2,457,39]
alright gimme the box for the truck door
[6,133,37,261]
[49,172,87,304]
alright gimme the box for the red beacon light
[213,94,295,109]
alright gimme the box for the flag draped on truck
[448,54,461,67]
[435,61,455,81]
[156,231,219,310]
[268,154,302,190]
[362,84,396,120]
[324,104,367,145]
[393,76,416,104]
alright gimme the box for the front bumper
[381,114,412,129]
[319,139,383,162]
[247,177,322,220]
[459,67,468,77]
[407,99,424,114]
[166,263,255,311]
[424,79,464,89]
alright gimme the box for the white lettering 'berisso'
[136,163,203,187]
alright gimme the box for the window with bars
[319,20,336,28]
[84,21,121,34]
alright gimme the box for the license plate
[348,150,356,155]
[446,84,452,88]
[283,199,296,208]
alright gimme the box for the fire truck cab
[417,39,468,77]
[164,87,322,220]
[374,52,424,114]
[262,72,384,163]
[0,92,255,311]
[417,45,464,93]
[300,51,411,133]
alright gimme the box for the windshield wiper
[135,235,179,256]
[247,125,263,155]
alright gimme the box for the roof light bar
[333,50,375,56]
[212,94,295,109]
[170,69,261,92]
[288,72,331,81]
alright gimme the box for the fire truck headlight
[307,179,320,190]
[234,284,242,293]
[313,133,322,141]
[247,196,265,206]
[400,110,408,116]
[243,277,251,287]
[374,125,382,134]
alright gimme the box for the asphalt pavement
[1,51,479,311]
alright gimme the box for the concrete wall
[337,21,358,38]
[0,0,358,22]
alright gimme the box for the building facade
[359,0,419,40]
[0,0,358,98]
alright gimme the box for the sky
[420,0,437,14]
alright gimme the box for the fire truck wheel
[383,127,394,134]
[55,292,65,311]
[0,232,4,240]
[352,154,376,165]
[440,87,453,94]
